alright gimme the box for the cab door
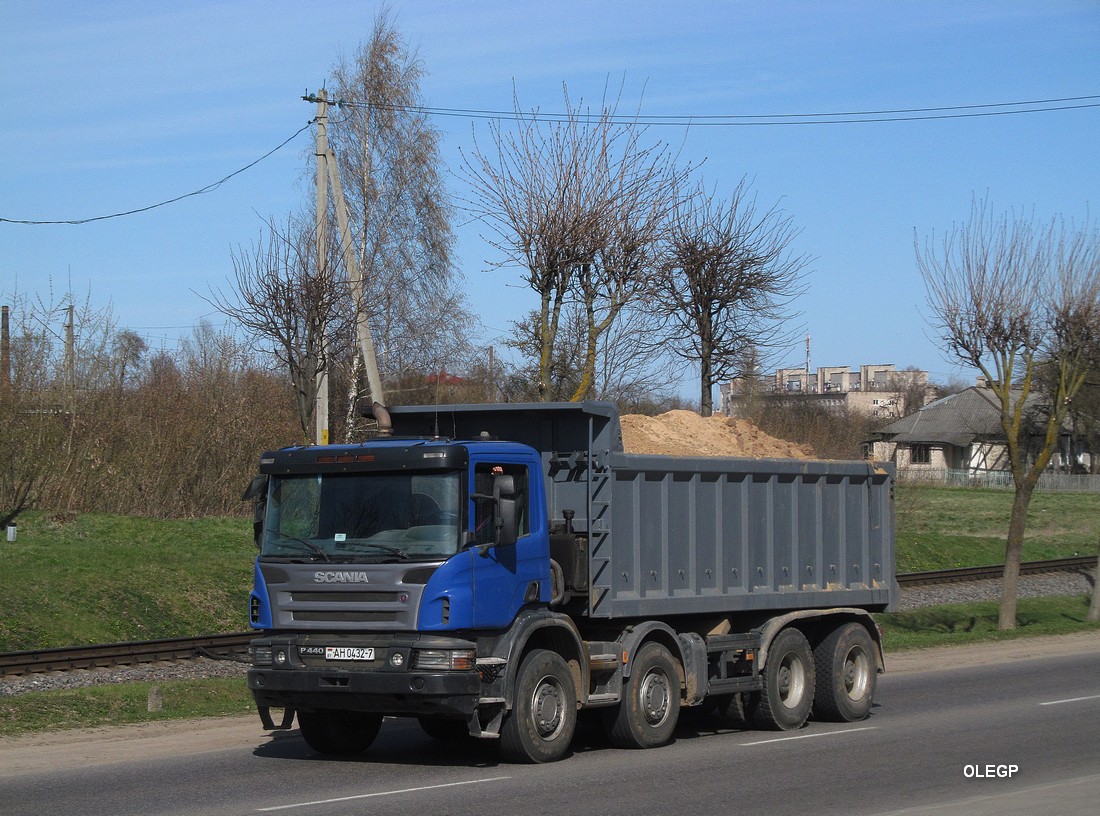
[468,457,550,628]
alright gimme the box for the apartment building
[721,363,930,419]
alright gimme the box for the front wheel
[297,709,382,755]
[812,622,877,722]
[500,649,577,763]
[748,627,815,731]
[603,642,681,749]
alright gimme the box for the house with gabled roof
[869,385,1092,478]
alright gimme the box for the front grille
[267,564,424,630]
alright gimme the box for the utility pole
[64,304,76,410]
[1,305,10,403]
[326,143,386,413]
[804,333,811,394]
[313,90,330,446]
[305,87,389,436]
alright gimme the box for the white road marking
[256,776,512,812]
[1039,693,1100,706]
[741,726,877,746]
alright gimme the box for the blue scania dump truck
[245,401,895,763]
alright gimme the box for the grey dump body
[389,400,896,619]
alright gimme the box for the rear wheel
[710,692,747,729]
[500,649,577,763]
[749,627,815,730]
[812,622,877,722]
[604,642,681,749]
[297,709,382,755]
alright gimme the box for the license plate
[325,646,375,661]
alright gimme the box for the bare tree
[213,215,345,442]
[887,366,932,418]
[0,298,63,526]
[461,85,691,400]
[327,8,471,408]
[917,198,1100,630]
[654,179,808,416]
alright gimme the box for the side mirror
[242,474,268,502]
[493,474,518,547]
[496,497,518,547]
[242,475,269,549]
[473,473,520,555]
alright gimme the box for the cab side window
[473,463,529,546]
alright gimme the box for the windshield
[261,471,462,562]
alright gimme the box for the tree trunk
[699,344,713,417]
[998,483,1035,630]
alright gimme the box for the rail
[895,555,1096,587]
[1,556,1095,677]
[0,632,251,678]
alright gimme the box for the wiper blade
[276,535,331,562]
[336,541,410,560]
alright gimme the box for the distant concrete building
[722,363,930,419]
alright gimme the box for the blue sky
[2,0,1098,394]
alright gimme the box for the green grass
[895,485,1100,572]
[0,512,253,651]
[0,677,256,738]
[876,594,1097,652]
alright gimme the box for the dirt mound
[620,410,814,459]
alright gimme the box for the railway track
[1,556,1095,678]
[895,555,1096,587]
[0,633,252,678]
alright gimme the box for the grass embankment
[1,486,1098,736]
[0,512,252,651]
[894,485,1100,572]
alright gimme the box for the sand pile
[620,410,814,459]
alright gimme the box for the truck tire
[297,709,382,755]
[710,692,747,729]
[812,622,877,722]
[500,649,577,763]
[749,627,814,730]
[603,642,681,749]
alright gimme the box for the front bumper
[247,633,482,719]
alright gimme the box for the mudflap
[258,705,296,730]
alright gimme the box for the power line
[334,93,1100,125]
[0,122,313,226]
[4,93,1095,227]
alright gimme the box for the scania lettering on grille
[313,570,370,583]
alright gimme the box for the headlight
[410,648,476,671]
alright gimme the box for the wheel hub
[778,654,805,709]
[640,670,671,725]
[532,677,564,737]
[843,647,870,699]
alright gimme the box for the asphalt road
[2,635,1098,816]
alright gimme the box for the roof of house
[874,386,1027,446]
